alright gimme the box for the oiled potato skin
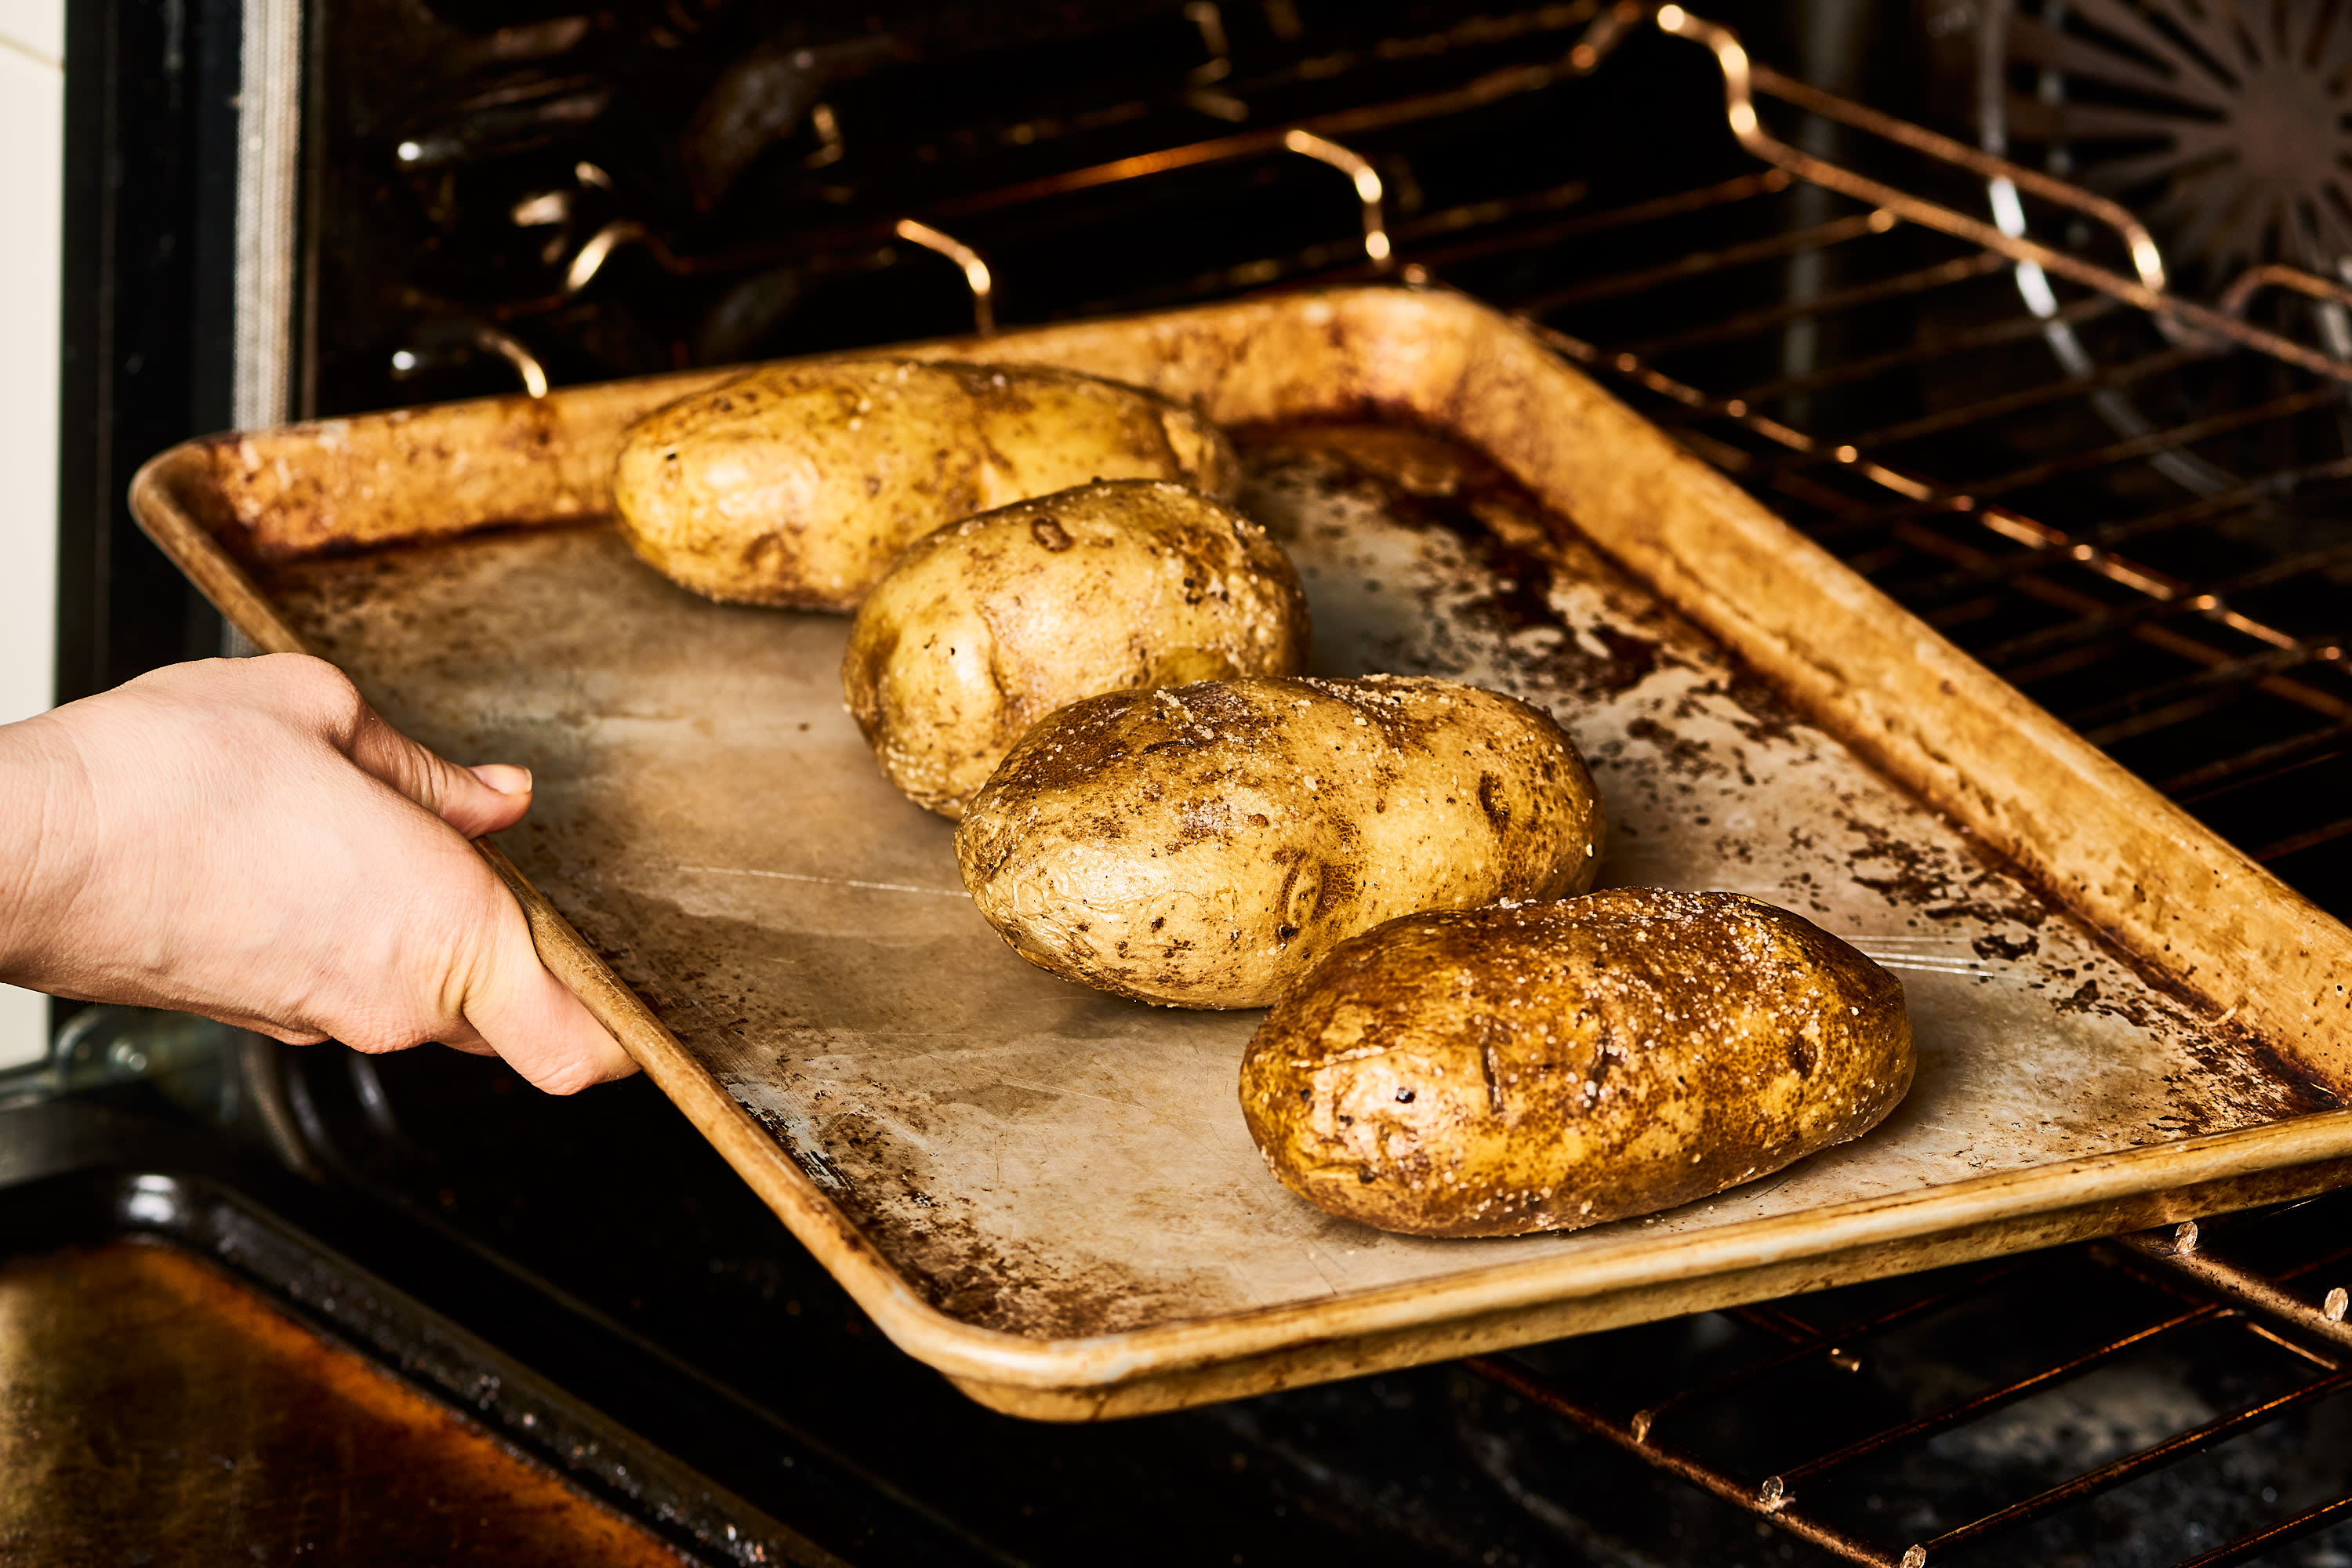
[956,675,1604,1008]
[1240,889,1913,1237]
[612,359,1239,610]
[844,481,1312,818]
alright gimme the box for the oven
[13,1,2352,1563]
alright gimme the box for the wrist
[0,712,93,987]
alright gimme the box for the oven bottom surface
[0,1240,689,1567]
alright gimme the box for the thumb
[455,884,639,1094]
[345,706,533,839]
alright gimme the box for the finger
[459,893,639,1094]
[345,709,532,839]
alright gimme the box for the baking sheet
[133,287,2352,1418]
[264,421,2332,1341]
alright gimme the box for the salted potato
[844,481,1311,818]
[612,358,1239,610]
[1240,889,1913,1237]
[956,675,1604,1008]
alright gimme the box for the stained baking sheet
[133,288,2352,1418]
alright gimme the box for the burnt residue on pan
[1233,422,1703,710]
[1831,811,2050,931]
[737,1068,1254,1339]
[775,1121,1239,1339]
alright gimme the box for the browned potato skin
[611,358,1240,610]
[1240,889,1914,1237]
[844,481,1312,818]
[956,675,1604,1009]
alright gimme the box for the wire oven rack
[1465,1195,2352,1567]
[339,3,2352,1561]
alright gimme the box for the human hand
[0,653,634,1093]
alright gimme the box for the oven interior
[29,1,2352,1563]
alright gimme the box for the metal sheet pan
[132,287,2352,1420]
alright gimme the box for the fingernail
[469,763,533,794]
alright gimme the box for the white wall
[0,0,63,1069]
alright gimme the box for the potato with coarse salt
[844,479,1312,818]
[954,674,1604,1008]
[1239,888,1914,1237]
[611,358,1238,610]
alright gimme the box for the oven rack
[1468,1197,2352,1567]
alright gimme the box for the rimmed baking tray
[132,286,2352,1421]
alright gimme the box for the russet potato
[1240,888,1914,1237]
[611,358,1237,610]
[843,480,1311,818]
[956,675,1604,1008]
